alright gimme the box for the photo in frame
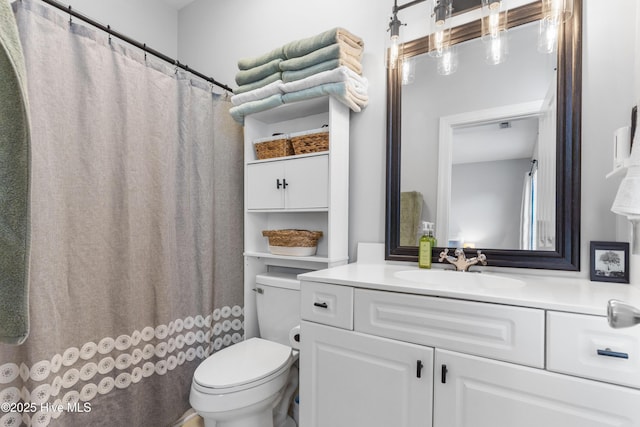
[590,241,630,283]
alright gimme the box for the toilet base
[202,406,273,427]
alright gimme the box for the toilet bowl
[190,338,295,427]
[190,272,301,427]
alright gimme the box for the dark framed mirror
[385,0,581,270]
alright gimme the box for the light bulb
[538,17,558,54]
[437,47,457,75]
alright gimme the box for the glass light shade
[538,17,559,53]
[385,34,403,69]
[481,0,508,41]
[542,0,573,24]
[485,31,508,65]
[437,46,458,75]
[401,57,416,85]
[429,0,452,57]
[385,13,403,69]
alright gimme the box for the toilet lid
[194,338,292,389]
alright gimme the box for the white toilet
[190,272,300,427]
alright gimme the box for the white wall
[178,0,391,262]
[24,0,640,278]
[63,0,179,57]
[176,0,639,278]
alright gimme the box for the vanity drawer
[354,289,545,367]
[547,311,640,388]
[301,281,354,330]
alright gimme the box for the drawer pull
[597,348,629,359]
[416,360,423,378]
[313,302,328,309]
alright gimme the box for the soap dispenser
[418,221,432,269]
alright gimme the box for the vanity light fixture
[385,0,405,70]
[429,0,453,58]
[481,0,508,65]
[611,142,640,254]
[385,0,570,79]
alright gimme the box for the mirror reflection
[399,20,557,251]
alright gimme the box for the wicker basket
[254,134,294,160]
[262,229,323,256]
[290,128,329,155]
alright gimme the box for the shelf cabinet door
[284,155,328,209]
[434,349,640,427]
[246,161,285,210]
[246,155,328,210]
[300,321,433,427]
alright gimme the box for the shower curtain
[0,1,243,426]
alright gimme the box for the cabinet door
[246,161,284,210]
[284,155,328,209]
[434,349,640,427]
[300,321,433,427]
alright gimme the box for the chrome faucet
[439,248,487,272]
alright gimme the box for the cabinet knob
[441,364,448,384]
[416,360,424,378]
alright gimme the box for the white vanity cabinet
[434,350,640,426]
[243,96,350,338]
[301,321,434,427]
[299,281,640,427]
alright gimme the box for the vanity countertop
[298,263,640,317]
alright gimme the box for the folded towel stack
[230,28,368,124]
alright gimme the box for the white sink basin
[394,269,526,291]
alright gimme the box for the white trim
[436,101,544,246]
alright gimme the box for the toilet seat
[193,338,293,394]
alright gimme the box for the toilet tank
[255,272,301,346]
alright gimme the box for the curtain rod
[39,0,234,93]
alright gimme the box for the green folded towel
[400,191,424,247]
[0,0,31,345]
[279,42,362,73]
[235,72,282,95]
[282,58,363,83]
[283,27,364,59]
[235,58,283,86]
[281,81,366,112]
[237,46,285,71]
[229,93,284,125]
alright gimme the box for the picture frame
[590,241,630,284]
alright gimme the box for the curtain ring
[174,60,180,75]
[107,25,112,44]
[68,5,72,25]
[143,43,147,61]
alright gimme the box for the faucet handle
[476,250,487,266]
[438,249,450,262]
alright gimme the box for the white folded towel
[231,79,284,106]
[281,66,368,96]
